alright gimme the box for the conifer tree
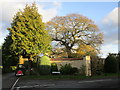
[2,35,19,72]
[7,3,51,57]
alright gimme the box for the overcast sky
[0,0,119,58]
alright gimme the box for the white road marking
[16,87,20,90]
[11,78,20,90]
[78,79,113,83]
[17,84,55,88]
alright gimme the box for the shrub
[90,55,104,75]
[38,56,51,75]
[39,65,51,75]
[79,65,86,75]
[51,62,58,72]
[60,63,78,75]
[2,67,12,73]
[24,61,29,69]
[71,67,79,74]
[104,55,117,73]
[40,56,51,66]
[60,63,72,75]
[10,66,17,71]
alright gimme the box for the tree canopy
[76,44,97,57]
[46,14,103,57]
[7,3,51,57]
[2,35,18,69]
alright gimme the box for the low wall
[50,58,85,70]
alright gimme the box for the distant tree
[7,3,51,57]
[104,55,117,73]
[46,14,103,58]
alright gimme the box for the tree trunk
[66,49,72,58]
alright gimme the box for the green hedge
[39,65,51,75]
[40,56,51,66]
[104,55,118,73]
[38,56,51,75]
[51,62,58,72]
[2,67,13,73]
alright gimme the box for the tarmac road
[1,73,119,90]
[14,77,119,89]
[2,72,18,89]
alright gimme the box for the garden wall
[50,58,85,70]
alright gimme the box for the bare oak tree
[46,14,103,58]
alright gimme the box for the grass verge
[21,72,119,80]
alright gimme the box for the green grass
[21,72,119,80]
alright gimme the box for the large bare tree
[46,14,103,58]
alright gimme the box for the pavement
[14,77,119,89]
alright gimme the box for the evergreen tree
[7,3,51,57]
[104,55,117,73]
[2,35,18,73]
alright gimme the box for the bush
[104,55,117,73]
[51,62,58,72]
[38,56,51,75]
[40,56,51,66]
[60,63,78,75]
[60,64,72,75]
[24,61,29,69]
[39,65,51,75]
[2,67,13,73]
[79,65,86,75]
[10,66,17,71]
[71,67,79,74]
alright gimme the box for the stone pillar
[85,56,91,76]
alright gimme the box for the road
[2,72,18,90]
[1,73,119,90]
[14,77,119,89]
